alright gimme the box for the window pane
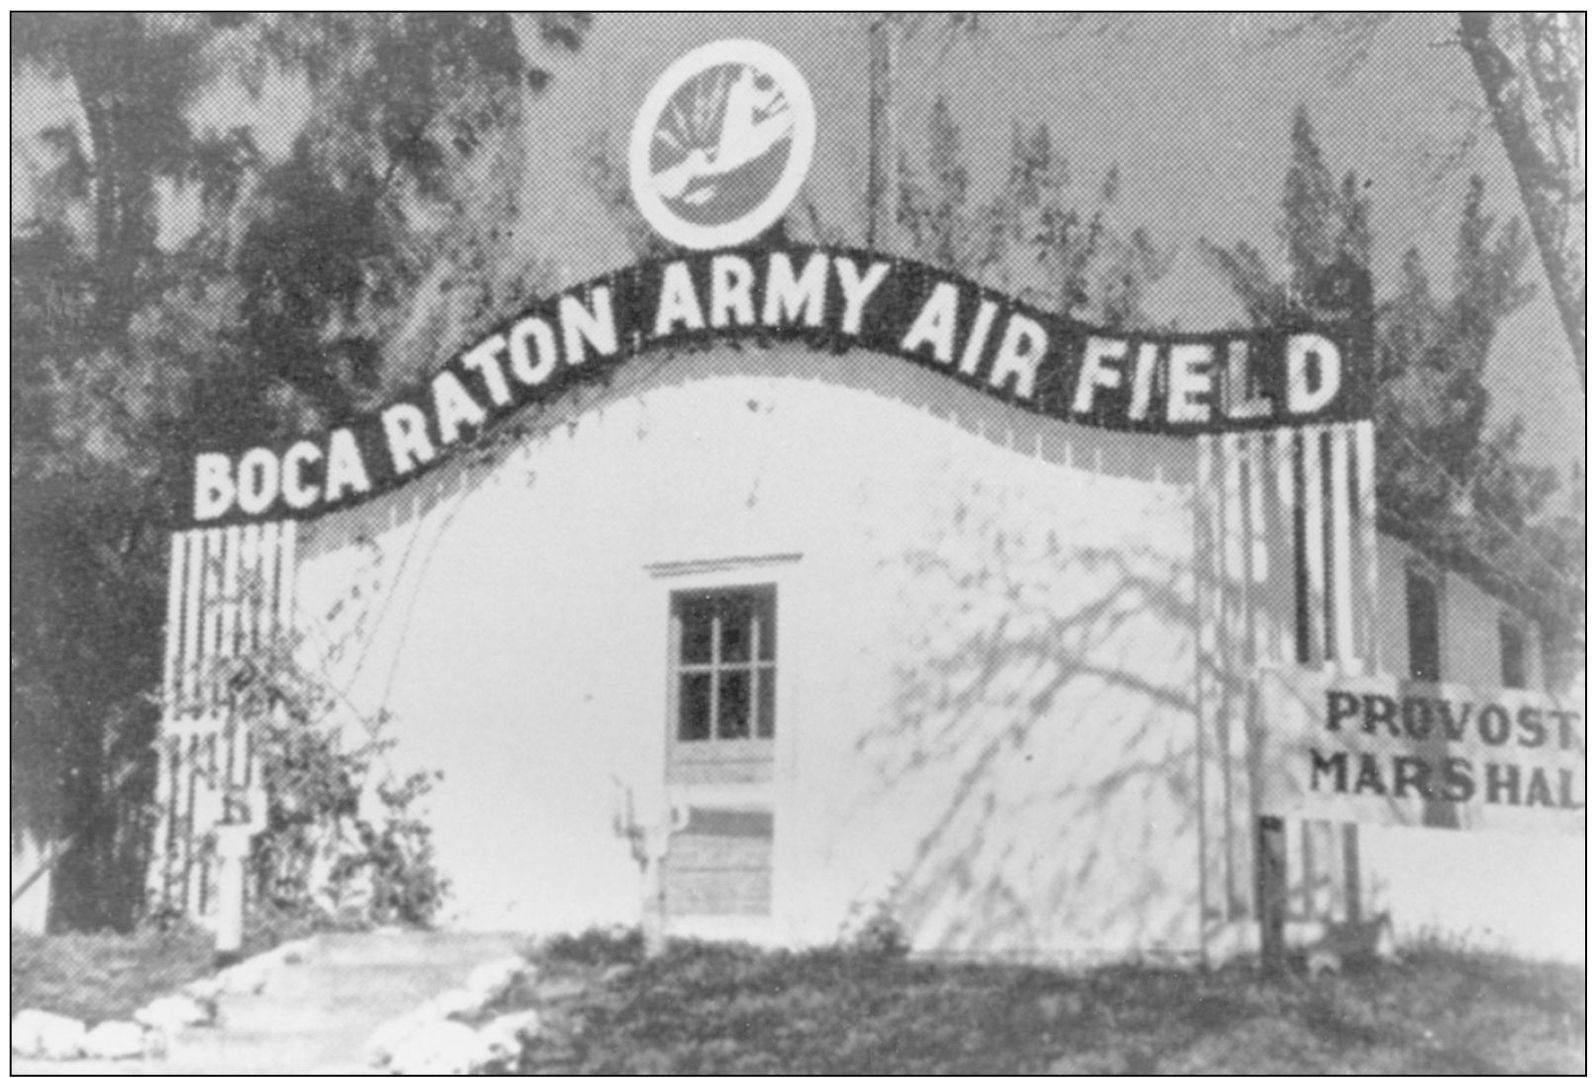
[756,595,776,660]
[1500,621,1526,689]
[680,598,714,664]
[1406,571,1441,683]
[721,595,753,663]
[718,670,751,739]
[756,667,776,739]
[680,672,713,740]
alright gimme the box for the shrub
[204,640,449,929]
[501,935,1584,1075]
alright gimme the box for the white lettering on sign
[1223,340,1273,419]
[194,452,235,522]
[508,316,559,386]
[1167,343,1214,424]
[383,403,435,476]
[236,447,280,517]
[900,282,961,365]
[762,251,827,328]
[655,261,705,336]
[988,314,1048,400]
[560,288,617,366]
[185,246,1364,524]
[1286,332,1342,415]
[710,255,757,329]
[1073,336,1128,413]
[832,257,891,336]
[324,429,370,504]
[282,441,323,510]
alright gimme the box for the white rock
[276,939,314,966]
[135,992,212,1032]
[182,976,223,1004]
[215,955,272,995]
[12,1010,79,1059]
[418,986,488,1022]
[386,1020,488,1075]
[84,1020,150,1060]
[465,957,530,1003]
[363,1015,415,1069]
[12,1010,88,1060]
[476,1009,543,1066]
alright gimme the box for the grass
[9,908,324,1026]
[503,930,1586,1075]
[12,923,1583,1073]
[10,925,218,1026]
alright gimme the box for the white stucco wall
[1364,534,1583,962]
[295,344,1207,959]
[288,346,1580,963]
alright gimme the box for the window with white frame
[669,586,776,783]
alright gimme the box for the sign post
[1256,815,1288,971]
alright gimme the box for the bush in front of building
[207,641,450,930]
[491,934,1584,1075]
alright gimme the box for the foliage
[500,936,1584,1075]
[10,923,217,1025]
[843,904,911,960]
[539,926,648,968]
[897,98,1172,329]
[203,640,449,929]
[11,13,588,930]
[838,874,911,959]
[1202,105,1582,647]
[1456,13,1584,384]
[1262,13,1584,384]
[586,94,1172,329]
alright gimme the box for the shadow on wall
[856,474,1215,958]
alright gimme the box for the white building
[149,318,1583,963]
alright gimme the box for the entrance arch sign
[186,245,1369,527]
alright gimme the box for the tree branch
[1457,12,1585,386]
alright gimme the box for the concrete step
[306,930,529,969]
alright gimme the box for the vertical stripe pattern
[1196,420,1379,938]
[150,520,297,916]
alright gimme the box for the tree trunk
[1457,12,1586,387]
[866,17,899,253]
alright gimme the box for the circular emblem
[629,40,816,250]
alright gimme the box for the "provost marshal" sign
[1258,670,1585,835]
[186,245,1368,526]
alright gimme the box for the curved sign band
[186,244,1369,527]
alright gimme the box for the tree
[11,12,589,929]
[1456,13,1584,386]
[1203,106,1581,653]
[1265,13,1585,385]
[896,98,1171,329]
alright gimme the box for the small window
[1405,567,1441,683]
[670,586,776,783]
[1499,617,1528,690]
